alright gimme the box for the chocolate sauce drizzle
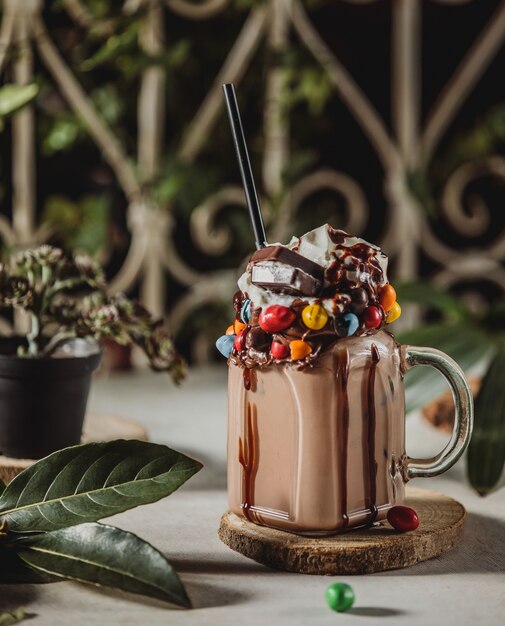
[242,367,256,391]
[238,402,259,523]
[364,344,380,524]
[336,348,350,529]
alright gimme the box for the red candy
[271,341,289,359]
[363,305,382,329]
[387,506,420,532]
[259,305,295,333]
[233,329,247,352]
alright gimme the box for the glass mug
[227,331,473,535]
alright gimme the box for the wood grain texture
[219,486,466,575]
[0,413,148,484]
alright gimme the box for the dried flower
[74,253,106,289]
[0,246,185,383]
[0,266,33,309]
[144,325,185,383]
[14,245,63,272]
[83,303,130,344]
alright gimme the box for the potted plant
[0,245,184,459]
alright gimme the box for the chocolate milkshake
[227,332,406,533]
[217,224,407,533]
[218,88,472,536]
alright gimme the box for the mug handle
[402,345,474,480]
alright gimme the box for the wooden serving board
[219,486,466,575]
[0,413,148,484]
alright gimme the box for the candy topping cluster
[216,225,401,367]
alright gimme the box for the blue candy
[241,299,251,323]
[335,312,359,337]
[216,334,235,358]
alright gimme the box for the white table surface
[1,365,504,625]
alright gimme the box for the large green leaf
[0,547,56,584]
[14,523,190,608]
[0,440,202,533]
[467,349,505,495]
[399,323,491,412]
[0,479,5,497]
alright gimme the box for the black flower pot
[0,338,101,459]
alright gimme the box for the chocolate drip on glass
[238,402,259,523]
[336,348,350,529]
[364,344,380,524]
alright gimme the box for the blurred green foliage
[0,84,39,130]
[42,194,110,256]
[0,1,503,368]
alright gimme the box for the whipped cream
[238,224,388,317]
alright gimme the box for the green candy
[325,582,355,613]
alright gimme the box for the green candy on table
[325,582,355,613]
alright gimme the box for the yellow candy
[387,301,401,324]
[290,340,312,360]
[301,304,328,330]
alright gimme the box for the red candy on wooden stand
[387,505,420,532]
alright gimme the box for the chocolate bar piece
[250,246,324,296]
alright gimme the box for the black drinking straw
[223,83,267,250]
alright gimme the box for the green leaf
[467,349,505,495]
[0,547,56,584]
[0,478,5,496]
[0,609,29,625]
[395,281,469,320]
[0,440,202,533]
[14,523,191,608]
[81,24,139,71]
[399,323,491,412]
[0,84,38,119]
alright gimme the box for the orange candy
[233,320,247,334]
[226,325,235,336]
[379,284,396,312]
[290,340,312,360]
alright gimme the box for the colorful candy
[350,287,369,313]
[245,326,270,351]
[386,301,401,324]
[240,298,251,323]
[222,277,399,362]
[379,284,396,312]
[363,305,382,329]
[271,340,289,359]
[233,329,247,352]
[290,339,312,360]
[233,319,247,334]
[216,335,235,358]
[301,304,328,330]
[259,305,295,333]
[335,312,359,337]
[387,505,419,532]
[325,582,355,613]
